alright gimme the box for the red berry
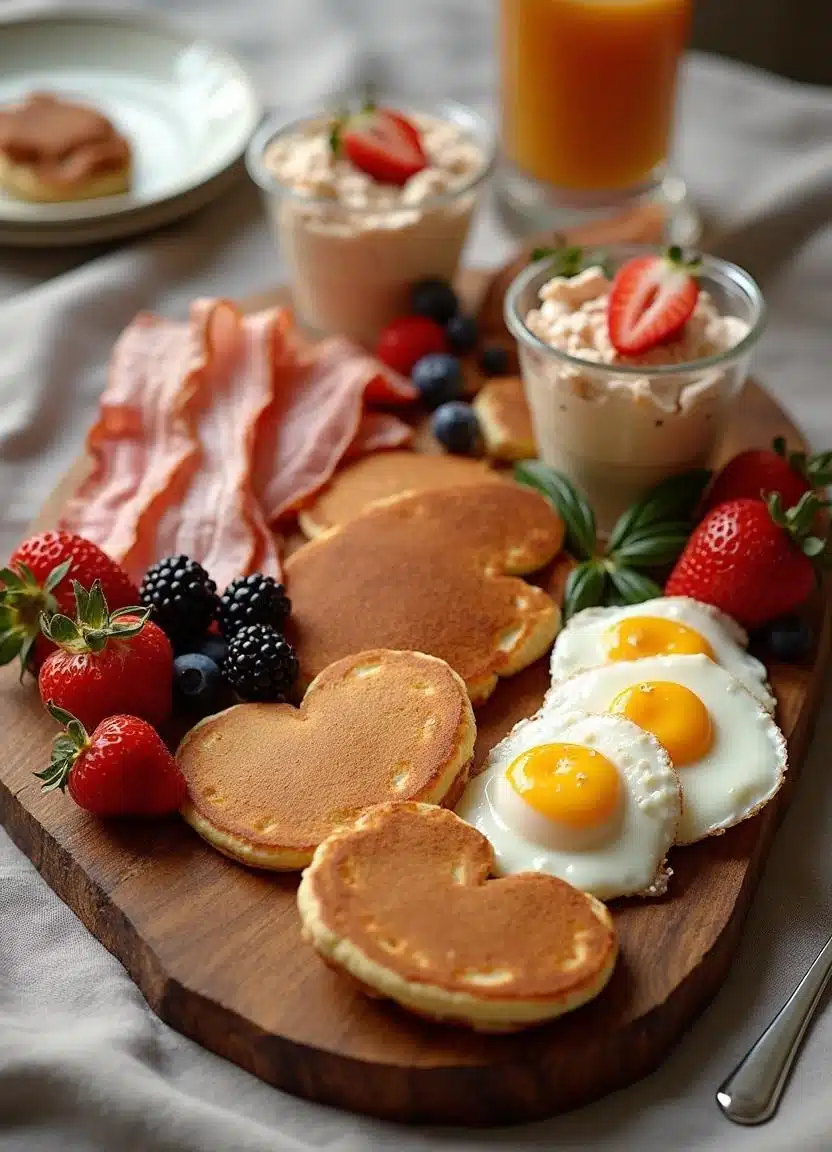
[342,108,427,186]
[376,315,449,376]
[666,496,821,628]
[1,531,138,673]
[703,438,832,514]
[38,581,172,731]
[37,705,185,817]
[608,248,700,355]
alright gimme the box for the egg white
[455,708,681,900]
[549,597,775,714]
[544,653,787,845]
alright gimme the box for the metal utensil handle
[717,932,832,1125]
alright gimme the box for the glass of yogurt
[505,247,765,532]
[246,100,495,346]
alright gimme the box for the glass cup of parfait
[504,246,766,532]
[246,98,495,347]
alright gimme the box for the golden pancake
[298,801,618,1031]
[178,649,476,870]
[298,451,497,538]
[285,481,564,703]
[473,376,537,462]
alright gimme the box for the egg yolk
[610,680,713,766]
[605,617,714,662]
[505,743,622,829]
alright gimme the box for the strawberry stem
[35,702,90,793]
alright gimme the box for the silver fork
[717,930,832,1124]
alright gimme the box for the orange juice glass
[498,0,696,236]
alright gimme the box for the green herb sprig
[529,245,613,280]
[514,462,711,619]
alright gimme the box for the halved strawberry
[608,247,700,355]
[341,108,427,186]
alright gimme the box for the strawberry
[0,531,139,674]
[37,702,185,817]
[703,437,832,514]
[376,314,449,376]
[665,492,827,628]
[38,580,172,731]
[608,246,700,355]
[339,107,427,186]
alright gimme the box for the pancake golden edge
[297,452,499,539]
[178,650,477,871]
[472,377,537,462]
[298,803,618,1032]
[288,483,565,704]
[0,152,131,203]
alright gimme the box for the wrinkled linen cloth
[2,2,832,1150]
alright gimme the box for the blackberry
[140,555,217,648]
[224,624,298,702]
[217,573,291,638]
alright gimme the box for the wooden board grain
[1,268,829,1126]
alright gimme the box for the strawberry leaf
[43,558,72,594]
[0,629,22,666]
[802,536,826,558]
[46,701,81,729]
[564,561,607,620]
[82,580,109,630]
[608,567,663,605]
[0,567,26,591]
[514,461,596,560]
[42,613,81,647]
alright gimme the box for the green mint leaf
[608,469,711,551]
[563,562,607,620]
[513,461,596,560]
[528,245,603,280]
[608,567,664,605]
[610,522,692,568]
[43,558,72,594]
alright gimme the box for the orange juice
[501,0,691,193]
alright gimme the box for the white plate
[0,7,261,245]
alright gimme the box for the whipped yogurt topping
[259,110,488,344]
[264,112,485,221]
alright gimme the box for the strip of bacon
[345,411,413,459]
[60,300,240,582]
[255,336,417,523]
[152,306,290,590]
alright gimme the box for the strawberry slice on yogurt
[341,107,428,186]
[608,247,701,355]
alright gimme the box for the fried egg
[544,653,787,844]
[455,708,681,900]
[550,597,775,713]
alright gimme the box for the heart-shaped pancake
[298,450,498,538]
[177,650,476,870]
[286,481,564,703]
[298,802,617,1031]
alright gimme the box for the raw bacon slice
[61,300,240,582]
[153,306,290,590]
[255,336,417,523]
[345,411,414,459]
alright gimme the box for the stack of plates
[0,9,261,247]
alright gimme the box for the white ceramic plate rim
[0,6,261,227]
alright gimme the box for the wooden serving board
[1,266,830,1127]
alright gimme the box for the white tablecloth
[2,3,832,1149]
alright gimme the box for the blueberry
[196,634,229,666]
[756,616,814,663]
[446,313,478,354]
[173,653,224,715]
[409,278,458,325]
[411,353,464,410]
[432,402,481,454]
[479,344,509,376]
